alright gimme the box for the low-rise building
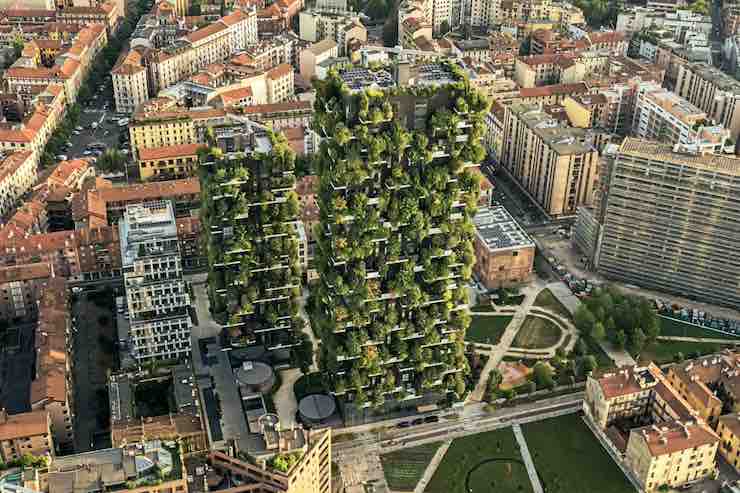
[472,206,535,290]
[138,143,204,181]
[625,420,719,492]
[0,409,53,463]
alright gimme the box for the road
[334,391,584,460]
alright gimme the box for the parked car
[411,418,424,426]
[396,421,411,428]
[423,415,439,424]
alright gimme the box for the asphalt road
[64,77,131,176]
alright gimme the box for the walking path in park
[413,440,452,493]
[468,280,546,402]
[512,424,544,493]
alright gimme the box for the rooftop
[474,206,534,251]
[509,102,595,155]
[633,420,718,457]
[619,137,740,176]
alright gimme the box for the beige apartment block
[675,62,740,139]
[625,420,718,492]
[501,102,599,218]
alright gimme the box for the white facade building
[119,201,192,363]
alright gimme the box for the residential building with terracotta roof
[514,52,609,88]
[626,420,718,492]
[138,143,205,181]
[112,8,258,112]
[0,262,52,323]
[228,100,313,129]
[0,150,37,219]
[717,413,740,470]
[30,277,75,450]
[72,177,201,227]
[0,409,53,462]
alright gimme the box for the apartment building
[312,62,486,416]
[46,445,188,493]
[472,206,535,289]
[0,263,52,323]
[112,48,149,114]
[0,150,37,218]
[584,365,662,429]
[675,62,740,139]
[632,82,729,152]
[138,143,204,181]
[717,414,740,470]
[626,420,719,492]
[596,138,740,309]
[119,202,192,363]
[128,107,226,158]
[72,177,201,228]
[501,102,599,218]
[235,100,313,129]
[299,38,338,81]
[0,409,53,463]
[30,277,75,451]
[617,8,711,35]
[299,9,366,56]
[113,9,258,112]
[208,429,331,493]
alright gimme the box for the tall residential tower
[313,62,487,418]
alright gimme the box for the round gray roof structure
[235,361,274,388]
[298,394,336,422]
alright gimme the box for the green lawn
[380,442,443,491]
[523,414,634,493]
[533,288,573,321]
[427,427,532,493]
[466,315,513,345]
[659,316,740,340]
[637,340,737,365]
[583,335,616,369]
[512,316,561,349]
[471,302,497,313]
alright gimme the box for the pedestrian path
[657,335,740,345]
[413,440,452,493]
[512,424,543,493]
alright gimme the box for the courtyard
[511,316,562,349]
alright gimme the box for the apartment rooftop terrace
[510,102,595,155]
[620,137,740,176]
[337,62,463,92]
[474,206,534,252]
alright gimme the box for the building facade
[119,202,192,363]
[597,138,740,309]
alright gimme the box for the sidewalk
[512,424,544,493]
[413,440,452,493]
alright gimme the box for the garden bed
[533,288,573,321]
[511,316,561,349]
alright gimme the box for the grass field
[511,316,561,349]
[533,288,573,321]
[380,442,442,491]
[466,315,513,345]
[471,302,497,313]
[426,427,532,493]
[638,340,736,365]
[523,414,634,493]
[659,316,740,340]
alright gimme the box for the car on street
[411,418,424,426]
[75,126,83,131]
[396,421,411,428]
[423,415,439,423]
[56,154,67,161]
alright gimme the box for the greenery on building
[268,451,304,473]
[310,63,489,410]
[200,132,306,362]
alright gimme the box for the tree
[581,355,597,374]
[440,20,450,35]
[533,362,555,390]
[220,0,226,16]
[674,352,685,363]
[615,329,627,349]
[630,327,647,354]
[689,0,709,14]
[574,338,587,356]
[574,305,596,335]
[97,149,126,173]
[592,321,606,340]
